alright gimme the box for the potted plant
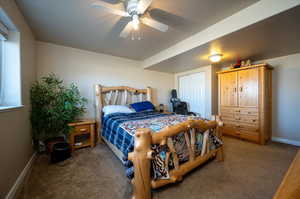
[30,74,87,152]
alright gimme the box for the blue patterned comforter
[102,111,195,156]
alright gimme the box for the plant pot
[45,136,66,153]
[51,142,71,163]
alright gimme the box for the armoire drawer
[223,121,259,132]
[220,112,235,118]
[221,107,258,116]
[221,126,260,143]
[222,115,258,125]
[236,123,259,132]
[234,108,259,116]
[237,130,260,143]
[234,115,259,124]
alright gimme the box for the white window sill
[0,105,24,112]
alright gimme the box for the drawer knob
[248,112,251,114]
[252,120,256,122]
[80,128,87,132]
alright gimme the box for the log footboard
[128,117,224,199]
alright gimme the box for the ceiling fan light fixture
[92,0,169,38]
[132,14,140,30]
[209,53,223,63]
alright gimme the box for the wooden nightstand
[68,120,96,152]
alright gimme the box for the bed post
[95,84,103,142]
[128,128,153,199]
[146,87,152,102]
[214,115,224,161]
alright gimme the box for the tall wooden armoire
[217,63,272,144]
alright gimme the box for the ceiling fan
[91,0,169,38]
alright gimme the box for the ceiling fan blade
[141,17,168,32]
[138,0,153,14]
[120,21,132,38]
[92,1,130,17]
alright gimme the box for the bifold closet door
[178,72,206,117]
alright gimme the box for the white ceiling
[16,0,258,60]
[147,5,300,73]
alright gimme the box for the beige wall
[258,53,300,143]
[36,42,174,118]
[0,0,36,198]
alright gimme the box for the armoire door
[238,68,259,107]
[220,72,238,107]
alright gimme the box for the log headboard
[94,85,152,127]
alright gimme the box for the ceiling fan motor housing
[127,0,139,16]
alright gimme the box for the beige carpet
[19,137,298,199]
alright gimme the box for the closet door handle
[240,87,243,92]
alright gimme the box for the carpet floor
[19,137,298,199]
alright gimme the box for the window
[0,21,8,106]
[0,11,22,111]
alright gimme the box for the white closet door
[178,72,206,117]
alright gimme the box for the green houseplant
[30,74,87,143]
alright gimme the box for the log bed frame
[95,85,224,199]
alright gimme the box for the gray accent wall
[260,53,300,143]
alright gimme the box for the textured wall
[36,42,175,118]
[0,0,36,198]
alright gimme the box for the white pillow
[102,105,135,116]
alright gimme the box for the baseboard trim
[5,152,37,199]
[272,137,300,147]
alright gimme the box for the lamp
[132,14,140,30]
[209,53,223,63]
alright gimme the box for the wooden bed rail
[128,117,224,199]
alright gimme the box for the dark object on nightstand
[51,142,71,163]
[170,89,196,116]
[159,104,164,113]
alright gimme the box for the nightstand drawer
[75,124,90,134]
